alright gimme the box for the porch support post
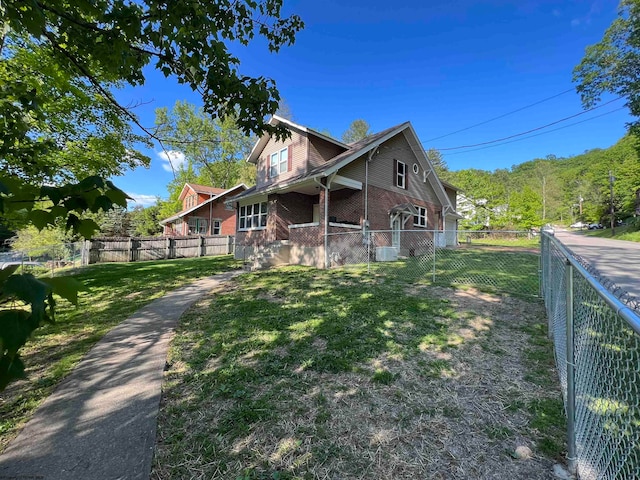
[313,176,333,269]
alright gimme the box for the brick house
[229,116,460,267]
[159,183,246,236]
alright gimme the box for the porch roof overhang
[389,203,419,217]
[228,174,362,204]
[443,204,463,219]
[389,203,418,228]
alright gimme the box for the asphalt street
[554,229,640,300]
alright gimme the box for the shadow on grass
[155,265,564,479]
[0,255,240,452]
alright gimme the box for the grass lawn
[585,225,640,243]
[370,247,540,298]
[0,255,241,452]
[153,265,564,480]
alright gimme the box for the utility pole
[609,170,616,235]
[542,176,546,221]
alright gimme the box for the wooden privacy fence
[84,235,234,264]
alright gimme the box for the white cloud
[126,193,158,207]
[156,150,186,172]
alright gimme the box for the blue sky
[114,0,631,207]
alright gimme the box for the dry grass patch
[153,266,564,479]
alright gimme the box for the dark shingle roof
[230,121,410,203]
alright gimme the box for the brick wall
[328,189,363,225]
[367,185,440,231]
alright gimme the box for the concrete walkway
[0,270,241,480]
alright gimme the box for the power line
[424,87,576,142]
[442,107,626,157]
[435,96,623,151]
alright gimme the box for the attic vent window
[413,163,419,174]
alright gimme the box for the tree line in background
[2,0,640,391]
[438,135,640,230]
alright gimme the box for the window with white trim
[239,202,267,230]
[185,194,197,209]
[188,217,208,235]
[414,206,427,228]
[396,160,407,189]
[269,147,289,177]
[212,219,221,235]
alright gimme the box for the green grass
[517,322,566,459]
[371,247,540,298]
[461,236,541,249]
[0,255,240,451]
[153,265,564,479]
[586,225,640,242]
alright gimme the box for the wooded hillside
[441,135,640,229]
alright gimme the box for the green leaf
[0,265,20,283]
[104,183,130,207]
[28,209,54,230]
[91,194,116,212]
[0,354,26,391]
[3,274,50,307]
[41,277,83,305]
[0,310,33,352]
[77,218,101,239]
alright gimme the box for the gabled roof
[178,183,227,201]
[230,119,459,217]
[160,184,247,225]
[230,122,411,203]
[246,115,349,164]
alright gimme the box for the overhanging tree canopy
[3,0,304,141]
[0,0,304,390]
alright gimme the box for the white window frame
[186,194,197,209]
[212,219,222,235]
[414,206,427,228]
[269,147,288,177]
[396,160,406,189]
[239,202,267,231]
[188,216,208,235]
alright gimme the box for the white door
[392,217,401,249]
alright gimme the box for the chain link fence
[541,233,640,479]
[327,229,540,297]
[2,242,85,275]
[238,229,540,296]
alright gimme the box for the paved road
[554,229,640,299]
[0,270,241,480]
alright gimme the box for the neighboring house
[160,183,247,236]
[229,115,460,268]
[457,193,507,229]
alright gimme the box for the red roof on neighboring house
[178,183,227,201]
[188,184,226,195]
[161,184,247,225]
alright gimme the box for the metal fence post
[432,233,436,283]
[539,235,545,298]
[367,231,371,274]
[565,259,577,475]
